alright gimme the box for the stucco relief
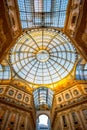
[0,18,6,52]
[7,0,20,38]
[82,21,87,44]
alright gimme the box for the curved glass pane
[0,65,11,80]
[10,28,76,85]
[76,60,87,80]
[33,87,54,110]
[18,0,68,28]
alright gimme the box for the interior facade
[0,0,87,130]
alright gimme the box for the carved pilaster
[2,110,9,130]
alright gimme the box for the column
[67,113,73,130]
[17,114,21,130]
[79,110,87,130]
[25,116,28,130]
[5,111,13,130]
[14,113,20,130]
[2,110,11,130]
[76,111,84,130]
[60,116,63,130]
[68,112,74,130]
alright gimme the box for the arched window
[72,15,77,24]
[36,114,51,130]
[71,112,78,124]
[62,115,67,127]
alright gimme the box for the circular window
[58,97,62,102]
[84,88,87,92]
[8,90,14,96]
[0,88,3,93]
[65,93,70,99]
[10,28,76,85]
[17,94,22,99]
[25,97,29,102]
[73,90,79,95]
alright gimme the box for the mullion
[42,29,44,49]
[45,62,53,84]
[26,32,40,50]
[24,0,28,28]
[45,33,58,50]
[33,61,40,83]
[48,42,70,51]
[32,0,35,26]
[25,59,38,79]
[47,59,61,79]
[50,0,54,26]
[50,54,73,64]
[49,50,75,54]
[49,56,65,69]
[13,54,35,64]
[49,57,70,74]
[14,57,36,73]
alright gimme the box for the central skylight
[33,87,54,110]
[36,50,49,62]
[10,28,76,85]
[17,0,68,28]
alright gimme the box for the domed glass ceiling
[10,28,76,85]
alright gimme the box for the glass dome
[10,28,76,85]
